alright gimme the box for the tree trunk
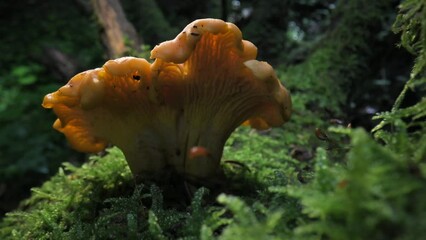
[91,0,141,58]
[38,47,80,81]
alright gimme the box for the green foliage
[277,2,426,239]
[392,0,426,57]
[283,0,394,114]
[373,0,426,140]
[0,1,104,210]
[215,194,290,240]
[283,129,426,239]
[0,148,132,239]
[0,65,75,180]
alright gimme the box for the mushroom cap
[42,57,152,153]
[42,18,291,178]
[150,18,291,129]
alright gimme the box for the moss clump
[0,148,132,239]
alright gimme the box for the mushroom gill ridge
[42,18,292,181]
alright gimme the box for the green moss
[284,129,426,239]
[0,148,132,239]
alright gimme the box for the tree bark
[38,47,80,81]
[91,0,141,58]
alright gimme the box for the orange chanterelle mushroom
[42,18,292,180]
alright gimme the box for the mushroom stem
[116,103,250,180]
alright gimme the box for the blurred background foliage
[0,0,103,213]
[0,0,425,239]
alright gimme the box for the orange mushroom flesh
[42,18,292,181]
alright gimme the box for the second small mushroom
[42,18,292,181]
